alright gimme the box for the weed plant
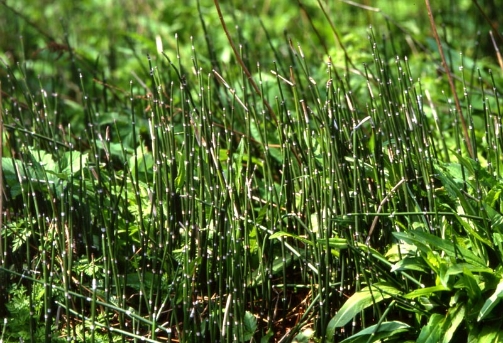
[1,0,503,342]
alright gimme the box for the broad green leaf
[394,230,486,268]
[269,231,314,247]
[260,330,274,343]
[438,262,451,288]
[292,328,314,343]
[174,152,185,191]
[310,212,320,233]
[385,242,417,263]
[418,296,441,311]
[417,313,443,343]
[310,136,324,167]
[2,158,25,197]
[442,304,465,343]
[241,311,257,341]
[30,148,56,171]
[434,161,475,215]
[391,257,428,273]
[393,231,433,257]
[339,321,412,343]
[452,267,481,301]
[478,279,503,321]
[59,151,87,175]
[404,285,450,299]
[485,184,503,208]
[248,253,294,287]
[452,211,493,247]
[326,283,401,339]
[323,237,348,250]
[446,263,492,275]
[474,324,503,343]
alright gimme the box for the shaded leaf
[417,313,443,343]
[241,311,257,341]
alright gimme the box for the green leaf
[385,242,417,262]
[394,230,486,268]
[323,237,349,250]
[478,279,503,321]
[442,304,465,343]
[2,158,25,197]
[241,311,257,342]
[393,231,433,257]
[434,161,475,215]
[339,321,412,343]
[292,328,314,343]
[391,257,428,273]
[404,285,450,299]
[473,324,503,343]
[233,138,245,188]
[485,184,503,208]
[452,211,493,247]
[174,152,185,191]
[269,231,314,247]
[260,330,274,343]
[452,267,481,301]
[417,313,443,343]
[326,283,401,339]
[417,293,468,341]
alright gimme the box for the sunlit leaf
[442,304,465,343]
[478,279,503,322]
[326,283,401,339]
[404,285,450,299]
[339,321,412,343]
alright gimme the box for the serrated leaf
[241,311,257,341]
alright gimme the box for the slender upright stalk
[0,81,3,266]
[424,0,473,158]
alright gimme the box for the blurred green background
[1,0,496,82]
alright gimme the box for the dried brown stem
[424,0,473,158]
[212,0,278,124]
